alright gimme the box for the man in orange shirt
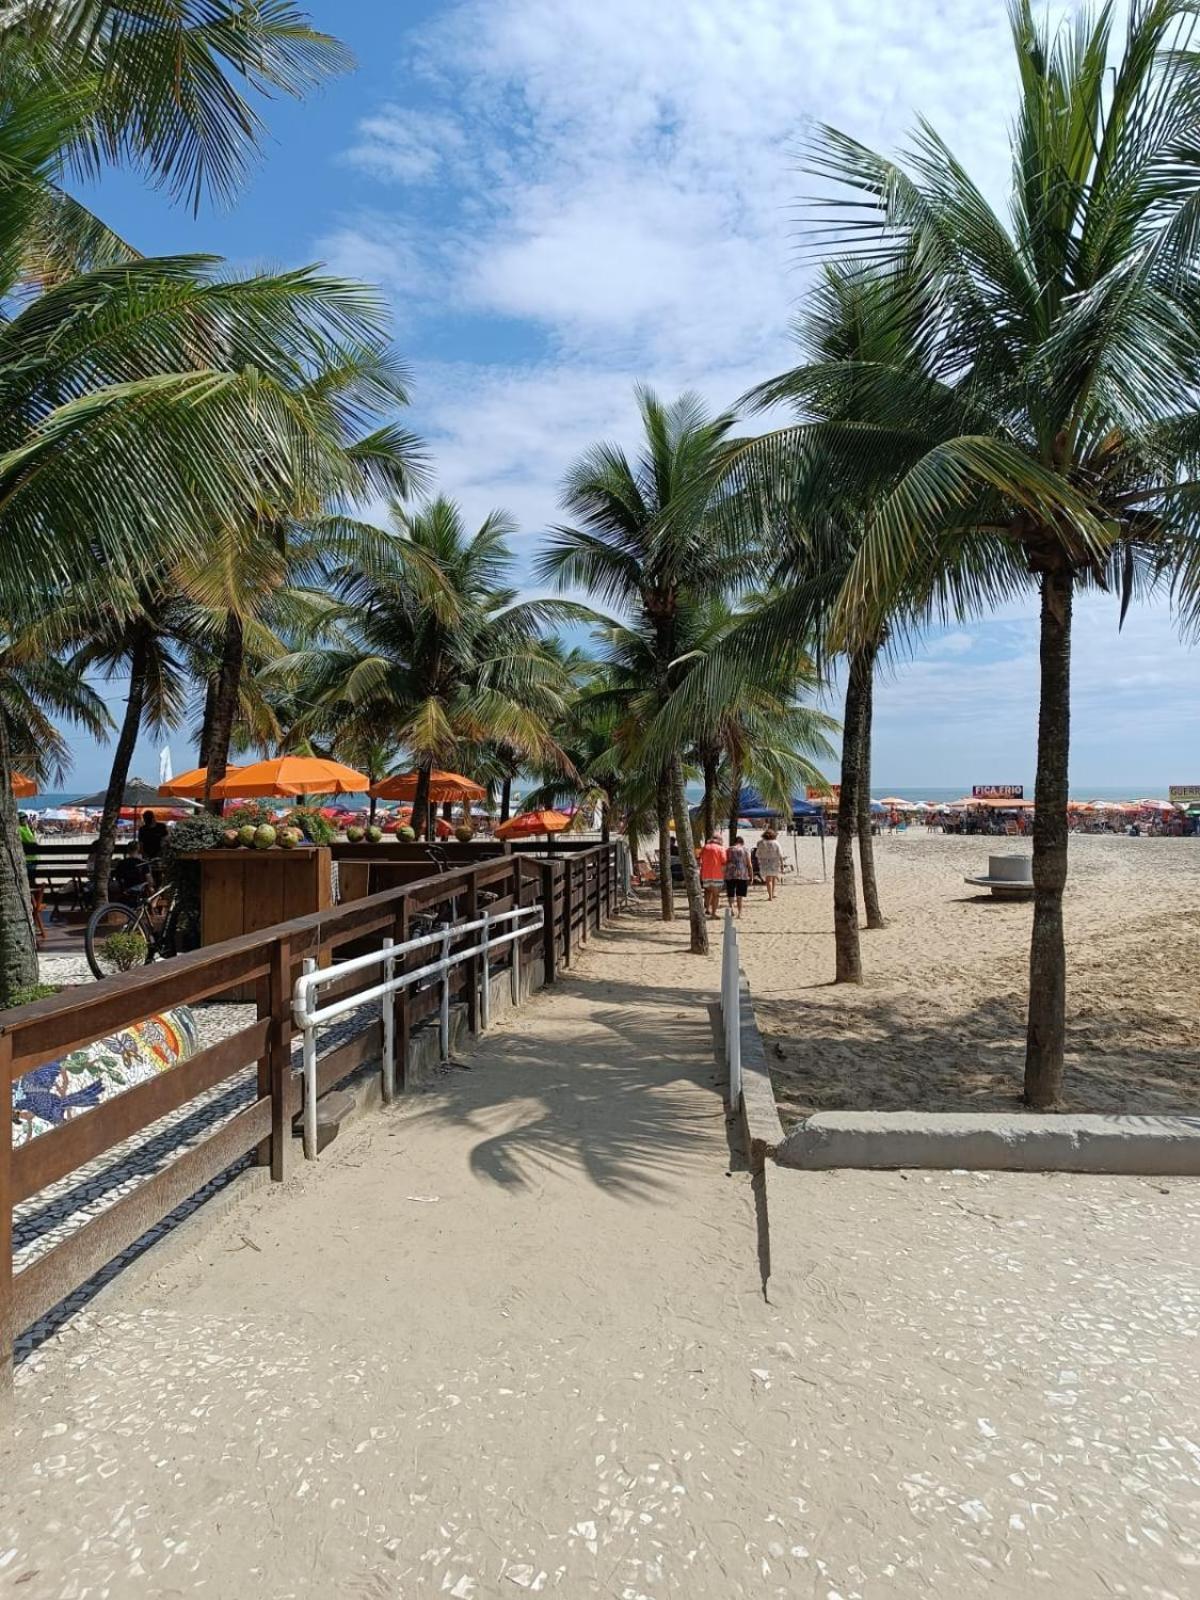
[698,835,727,919]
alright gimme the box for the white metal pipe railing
[720,909,742,1108]
[292,904,543,1160]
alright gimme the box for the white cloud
[344,106,464,184]
[322,0,1194,786]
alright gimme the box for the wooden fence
[1,840,625,1390]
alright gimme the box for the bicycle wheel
[85,902,152,980]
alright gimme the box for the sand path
[2,904,1199,1597]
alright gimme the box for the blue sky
[60,0,1196,792]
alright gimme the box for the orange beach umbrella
[160,764,245,797]
[212,756,369,798]
[496,809,571,839]
[11,772,36,797]
[371,769,485,802]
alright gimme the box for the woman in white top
[756,828,784,901]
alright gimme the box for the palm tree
[57,579,197,900]
[539,387,744,956]
[0,3,364,1002]
[190,353,427,809]
[791,1,1200,1101]
[273,498,578,838]
[706,2,1200,1102]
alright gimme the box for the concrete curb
[777,1110,1200,1175]
[733,972,785,1167]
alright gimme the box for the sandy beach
[734,830,1200,1120]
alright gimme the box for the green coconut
[365,824,383,844]
[253,824,277,849]
[236,825,257,848]
[345,825,365,843]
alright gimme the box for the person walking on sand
[698,834,726,919]
[756,827,784,901]
[724,835,752,918]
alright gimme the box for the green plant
[161,812,229,950]
[5,981,60,1009]
[284,806,335,845]
[102,930,148,971]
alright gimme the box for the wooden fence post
[562,858,573,967]
[579,856,589,945]
[540,861,558,984]
[1,1031,13,1401]
[267,937,294,1183]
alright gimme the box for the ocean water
[27,783,1178,810]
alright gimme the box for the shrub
[161,812,229,951]
[102,929,148,970]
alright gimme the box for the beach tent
[733,787,786,819]
[791,797,822,817]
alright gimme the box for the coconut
[365,824,383,844]
[277,827,301,850]
[345,825,364,843]
[253,824,277,850]
[454,825,474,842]
[222,829,240,848]
[237,825,258,848]
[397,825,416,842]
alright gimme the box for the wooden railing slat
[12,1098,271,1333]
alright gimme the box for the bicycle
[85,881,179,980]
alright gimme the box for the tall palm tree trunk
[702,750,718,841]
[0,711,39,1005]
[600,796,610,845]
[411,762,433,842]
[203,611,244,813]
[656,775,673,921]
[92,634,149,904]
[833,652,868,983]
[727,752,742,845]
[198,675,218,766]
[855,644,885,929]
[670,755,708,954]
[500,773,513,823]
[1025,566,1073,1107]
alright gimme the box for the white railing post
[291,904,544,1144]
[480,908,491,1030]
[721,910,742,1109]
[301,955,318,1160]
[439,927,451,1061]
[380,936,395,1102]
[511,911,521,1004]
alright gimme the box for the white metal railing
[292,903,544,1159]
[720,908,742,1107]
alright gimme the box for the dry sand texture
[738,830,1200,1120]
[2,904,1200,1596]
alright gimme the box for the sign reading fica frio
[1168,784,1200,803]
[972,784,1024,800]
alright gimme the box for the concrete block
[777,1110,1200,1175]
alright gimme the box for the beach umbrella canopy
[879,796,910,807]
[40,806,87,823]
[11,772,36,797]
[119,805,191,821]
[160,764,246,797]
[791,798,821,816]
[496,809,571,839]
[212,756,369,798]
[76,776,190,809]
[370,769,486,802]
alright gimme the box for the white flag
[159,745,173,786]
